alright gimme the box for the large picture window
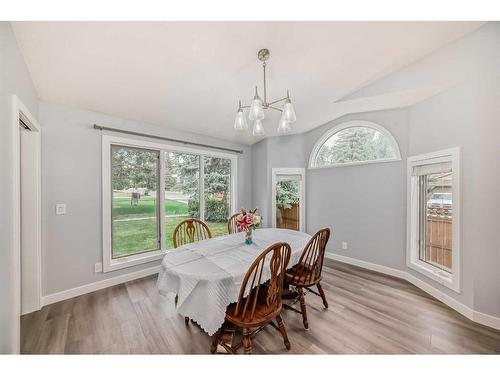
[309,121,401,168]
[102,136,237,272]
[407,148,460,292]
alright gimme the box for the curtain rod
[93,124,244,154]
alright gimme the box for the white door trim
[11,95,42,354]
[271,168,306,232]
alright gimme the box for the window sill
[103,249,167,273]
[407,259,460,293]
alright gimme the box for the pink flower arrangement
[236,208,261,232]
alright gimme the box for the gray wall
[252,109,408,272]
[354,22,500,315]
[251,23,500,319]
[305,110,409,270]
[39,101,252,296]
[251,139,270,226]
[408,76,500,316]
[251,134,308,226]
[0,22,39,353]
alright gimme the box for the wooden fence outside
[424,205,452,271]
[276,203,300,231]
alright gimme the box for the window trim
[102,135,238,272]
[406,147,461,292]
[308,120,402,169]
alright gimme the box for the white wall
[39,101,252,296]
[0,22,39,353]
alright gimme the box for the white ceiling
[11,21,483,145]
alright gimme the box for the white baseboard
[325,252,500,331]
[326,253,408,280]
[473,310,500,331]
[41,265,160,306]
[403,272,474,321]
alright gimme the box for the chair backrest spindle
[291,228,330,286]
[227,213,241,234]
[234,242,291,322]
[173,218,212,248]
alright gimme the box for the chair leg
[276,314,291,350]
[210,329,221,354]
[242,328,252,354]
[298,287,309,330]
[317,282,328,308]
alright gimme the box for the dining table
[156,227,312,335]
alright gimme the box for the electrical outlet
[94,262,103,273]
[341,241,348,250]
[55,203,67,215]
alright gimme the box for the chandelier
[234,48,296,136]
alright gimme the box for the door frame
[11,95,42,353]
[271,168,306,232]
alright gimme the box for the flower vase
[245,228,253,244]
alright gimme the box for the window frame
[406,147,461,292]
[102,135,238,272]
[308,120,402,169]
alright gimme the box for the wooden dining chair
[284,228,331,329]
[172,218,212,248]
[210,242,292,354]
[227,213,241,234]
[172,218,212,325]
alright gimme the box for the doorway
[12,95,42,353]
[271,168,305,232]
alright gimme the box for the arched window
[309,120,401,168]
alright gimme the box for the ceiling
[11,21,484,145]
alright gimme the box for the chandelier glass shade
[234,49,296,136]
[248,97,265,121]
[282,99,297,123]
[277,113,291,134]
[252,119,265,136]
[233,102,248,130]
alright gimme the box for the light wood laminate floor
[21,260,500,354]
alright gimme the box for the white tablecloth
[156,228,311,335]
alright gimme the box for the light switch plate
[94,262,103,273]
[55,203,66,215]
